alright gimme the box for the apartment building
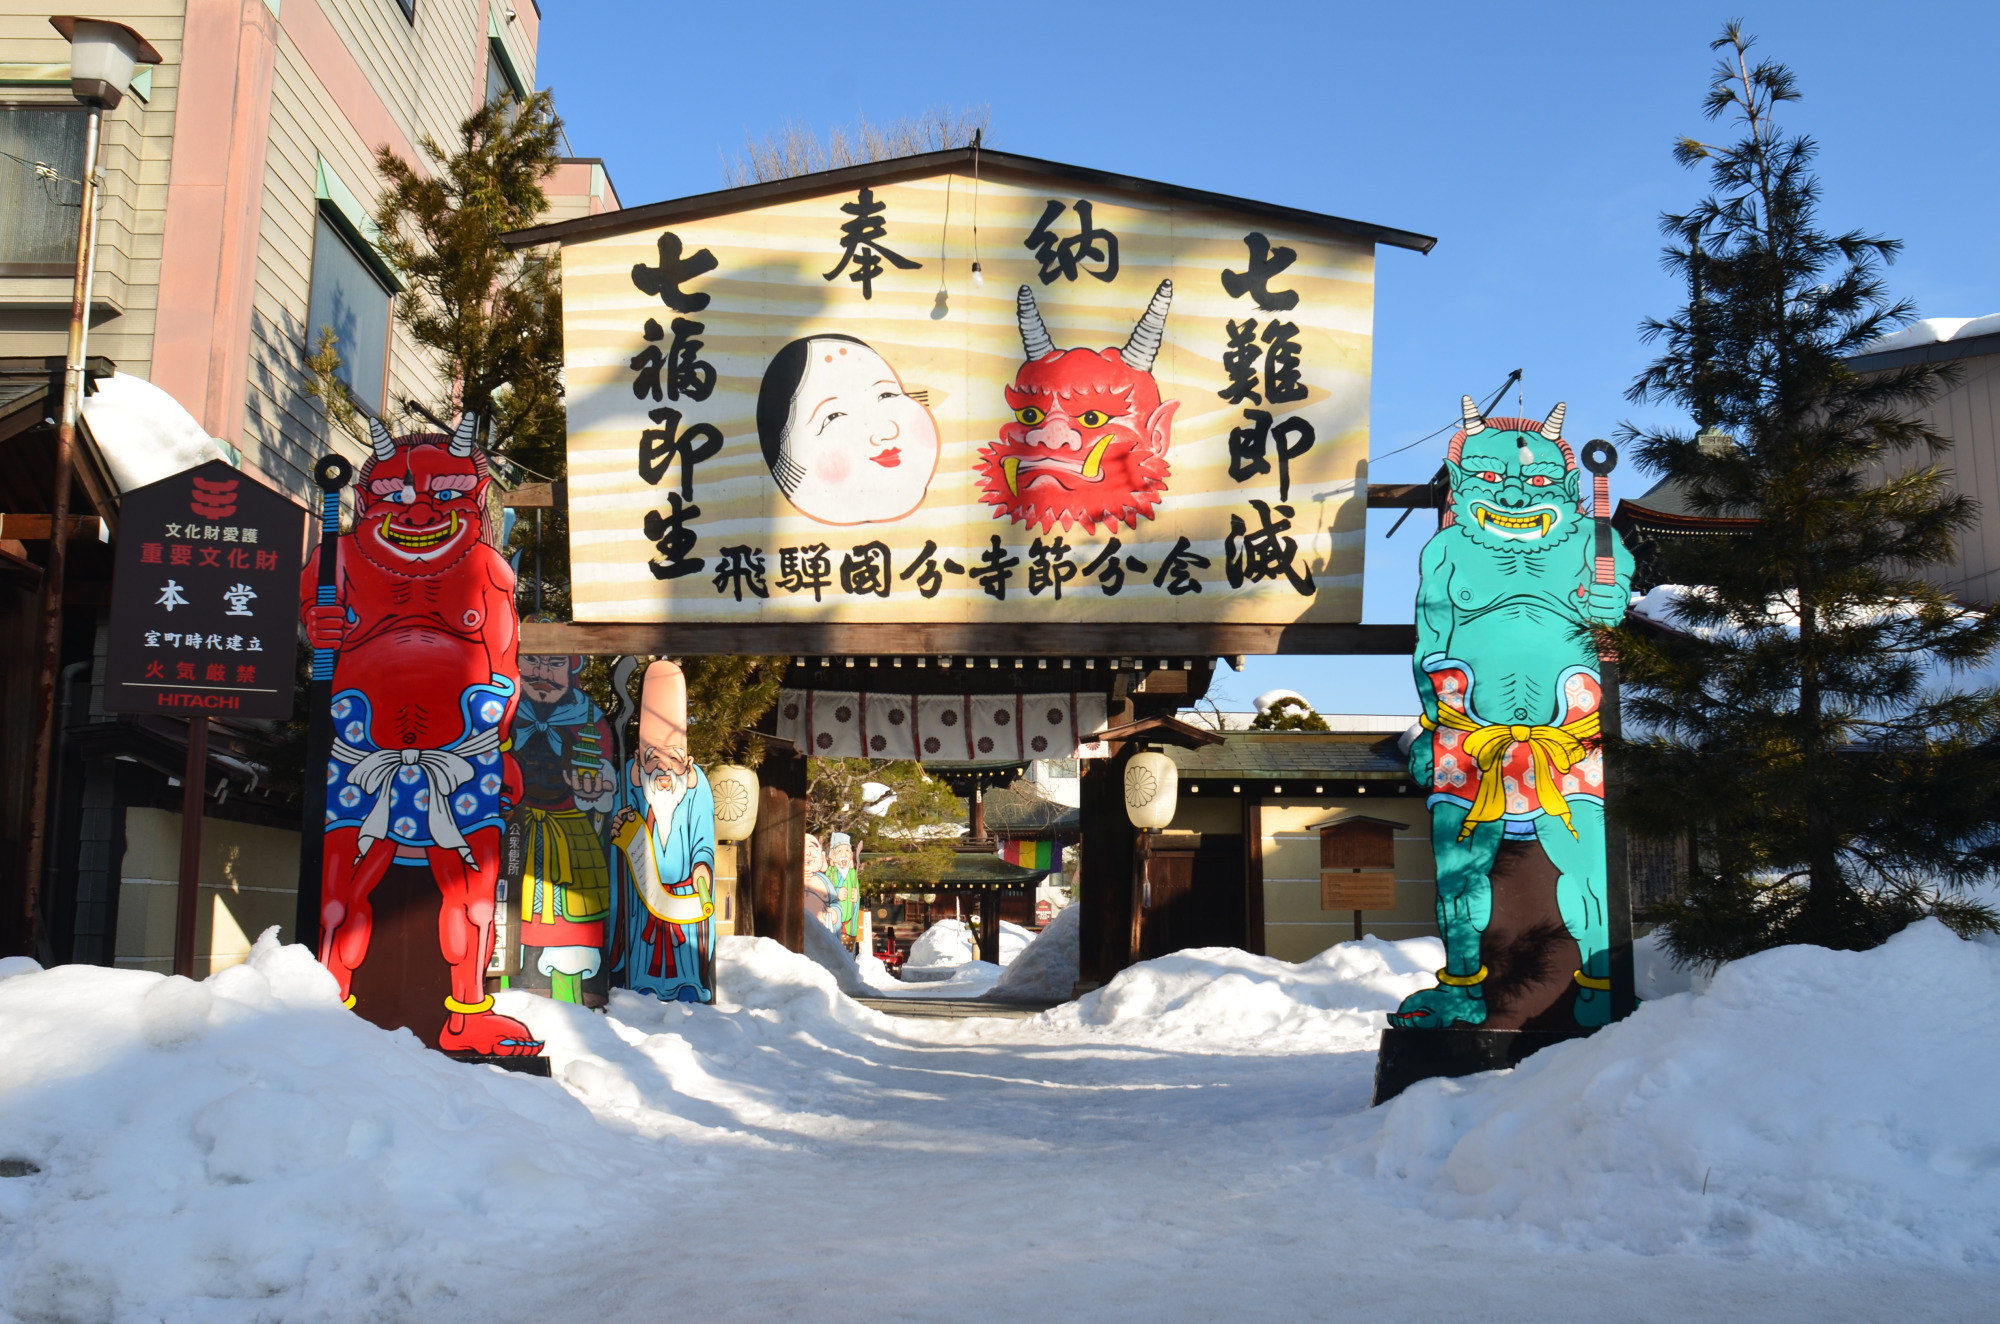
[0,1,616,967]
[2,0,615,492]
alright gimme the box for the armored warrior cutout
[1393,399,1633,1031]
[303,415,540,1056]
[975,281,1179,534]
[510,650,616,1005]
[609,661,719,1003]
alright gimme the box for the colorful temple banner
[1001,839,1059,871]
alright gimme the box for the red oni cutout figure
[301,414,540,1056]
[974,281,1179,534]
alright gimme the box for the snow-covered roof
[78,373,229,494]
[1853,314,2000,359]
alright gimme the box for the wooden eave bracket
[1094,714,1225,749]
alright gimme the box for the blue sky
[540,1,2000,714]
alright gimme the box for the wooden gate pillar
[749,742,807,953]
[1077,746,1137,989]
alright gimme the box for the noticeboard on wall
[550,153,1426,633]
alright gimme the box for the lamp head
[50,17,162,108]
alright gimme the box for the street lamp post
[20,18,160,957]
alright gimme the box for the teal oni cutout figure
[1392,398,1633,1031]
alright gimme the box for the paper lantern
[709,764,760,842]
[1124,752,1178,829]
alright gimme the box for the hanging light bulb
[971,261,984,288]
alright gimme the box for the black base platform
[1371,1027,1595,1105]
[445,1052,553,1076]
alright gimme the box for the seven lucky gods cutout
[556,162,1386,627]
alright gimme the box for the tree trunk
[1797,596,1845,937]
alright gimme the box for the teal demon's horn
[1526,402,1565,465]
[1460,395,1486,435]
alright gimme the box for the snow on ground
[1362,921,2000,1263]
[989,901,1080,1000]
[3,925,1997,1321]
[1048,934,1443,1050]
[904,916,975,968]
[903,917,1034,970]
[0,933,663,1323]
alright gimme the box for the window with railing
[0,106,88,275]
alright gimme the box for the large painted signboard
[554,155,1406,629]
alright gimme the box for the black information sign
[104,459,307,719]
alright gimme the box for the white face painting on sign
[757,335,940,525]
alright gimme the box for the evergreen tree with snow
[1614,24,2000,963]
[1252,696,1331,732]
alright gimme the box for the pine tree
[1251,696,1331,731]
[371,90,568,609]
[1614,24,2000,964]
[371,90,563,444]
[806,759,963,884]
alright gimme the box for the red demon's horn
[450,412,479,458]
[368,416,397,460]
[1460,395,1487,436]
[1538,402,1566,440]
[1016,285,1055,360]
[1119,279,1173,372]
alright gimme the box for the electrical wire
[936,168,952,286]
[1369,370,1522,462]
[1,149,82,203]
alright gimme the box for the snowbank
[1360,921,2000,1262]
[1044,936,1444,1050]
[1634,927,1705,999]
[990,903,1080,1001]
[905,918,1034,969]
[905,917,973,968]
[0,930,657,1323]
[800,911,877,996]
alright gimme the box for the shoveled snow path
[3,931,1995,1322]
[492,943,1992,1323]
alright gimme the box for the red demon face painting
[352,419,491,579]
[975,281,1178,535]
